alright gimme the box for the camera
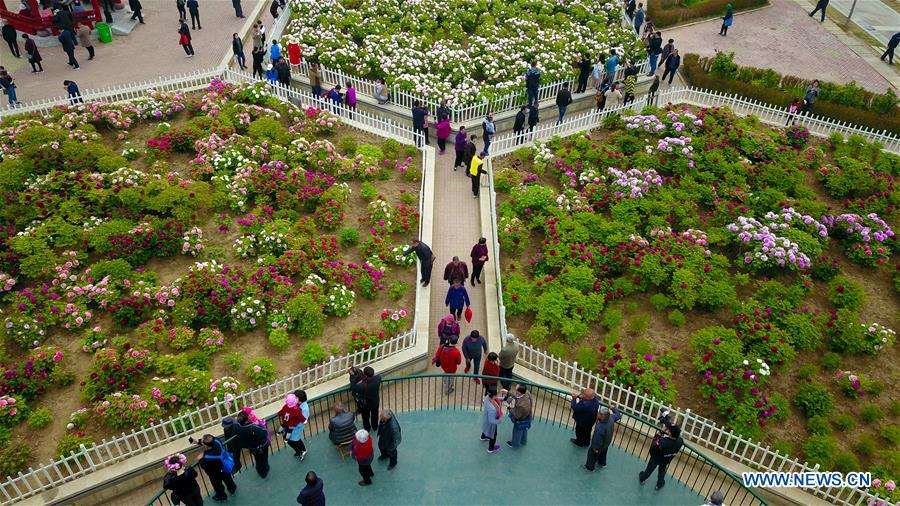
[658,409,673,428]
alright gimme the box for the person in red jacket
[351,429,375,486]
[481,352,501,395]
[433,336,462,395]
[277,392,308,459]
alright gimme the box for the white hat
[266,63,273,71]
[355,429,369,443]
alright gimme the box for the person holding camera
[278,391,309,460]
[504,384,533,449]
[583,404,621,471]
[233,411,270,478]
[570,388,601,447]
[195,434,237,501]
[351,367,383,432]
[639,410,684,490]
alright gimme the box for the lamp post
[843,0,858,29]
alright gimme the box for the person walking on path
[187,0,201,29]
[403,239,434,286]
[661,49,680,85]
[719,3,733,35]
[58,29,79,69]
[198,434,238,501]
[786,97,800,126]
[453,126,468,170]
[351,430,375,486]
[234,410,270,478]
[525,61,541,107]
[463,134,478,171]
[646,76,660,105]
[591,56,604,90]
[129,0,145,24]
[469,237,488,284]
[297,471,325,506]
[278,392,309,460]
[22,34,42,72]
[445,279,470,321]
[179,21,194,58]
[481,113,495,154]
[576,54,591,93]
[809,0,828,22]
[437,313,460,343]
[328,402,357,445]
[604,50,619,84]
[498,334,518,390]
[639,412,684,490]
[411,101,429,147]
[232,0,244,18]
[176,0,187,22]
[633,3,645,34]
[646,31,662,75]
[1,20,18,59]
[570,389,601,447]
[513,106,527,145]
[351,367,383,432]
[659,39,674,73]
[232,33,246,70]
[0,70,19,107]
[76,24,95,61]
[527,105,539,136]
[433,335,462,394]
[437,99,451,122]
[469,151,487,198]
[255,20,266,47]
[481,352,501,394]
[377,410,401,470]
[444,256,469,286]
[345,82,357,119]
[309,63,322,96]
[162,454,202,506]
[584,405,622,471]
[481,389,503,453]
[555,83,572,124]
[800,80,819,114]
[504,384,534,449]
[65,80,83,105]
[462,330,488,381]
[435,116,451,154]
[252,46,265,79]
[882,32,900,65]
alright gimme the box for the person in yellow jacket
[469,152,488,198]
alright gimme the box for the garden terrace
[0,78,425,482]
[491,104,899,503]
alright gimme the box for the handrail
[144,374,768,506]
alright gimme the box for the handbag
[464,306,473,323]
[514,418,532,431]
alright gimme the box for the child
[786,97,800,126]
[436,116,451,154]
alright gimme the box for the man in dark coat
[129,0,144,23]
[403,239,434,286]
[186,0,201,29]
[233,411,270,478]
[575,54,591,93]
[252,45,265,78]
[179,20,194,57]
[555,82,572,124]
[53,9,74,32]
[351,367,383,432]
[584,404,622,471]
[639,413,684,490]
[328,402,357,444]
[443,256,469,286]
[276,59,291,86]
[513,106,526,145]
[411,101,429,146]
[232,33,246,69]
[1,20,19,58]
[220,417,242,473]
[198,434,237,501]
[232,0,244,17]
[882,32,900,65]
[297,471,325,506]
[58,29,79,69]
[809,0,828,22]
[377,410,402,470]
[22,34,43,72]
[570,388,601,447]
[527,105,539,132]
[463,134,477,169]
[661,49,680,85]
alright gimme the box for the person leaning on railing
[233,410,271,478]
[498,334,518,390]
[197,434,237,501]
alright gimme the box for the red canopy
[1,0,102,35]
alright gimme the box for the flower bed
[494,104,898,499]
[0,80,417,473]
[282,0,644,104]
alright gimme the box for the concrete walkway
[663,0,896,92]
[828,0,899,45]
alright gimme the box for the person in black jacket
[297,471,325,506]
[352,367,383,432]
[129,0,144,24]
[186,0,201,29]
[53,9,73,32]
[411,101,429,147]
[198,434,237,501]
[403,239,434,286]
[809,0,828,22]
[527,105,539,134]
[570,388,600,447]
[162,455,203,506]
[276,59,291,85]
[555,82,572,124]
[234,411,270,478]
[639,411,684,490]
[1,20,19,59]
[232,33,246,70]
[220,417,243,473]
[513,106,526,145]
[882,32,900,65]
[178,20,194,57]
[575,54,591,93]
[661,49,680,85]
[377,410,401,469]
[232,0,243,17]
[58,29,79,69]
[251,45,265,79]
[646,75,660,105]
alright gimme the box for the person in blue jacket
[719,4,733,35]
[64,80,83,104]
[604,50,619,86]
[265,63,278,85]
[445,280,470,322]
[270,39,281,62]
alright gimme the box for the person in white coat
[480,389,503,454]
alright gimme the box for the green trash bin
[96,22,112,43]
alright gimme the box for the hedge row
[648,0,769,28]
[680,54,900,136]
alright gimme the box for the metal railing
[144,374,767,506]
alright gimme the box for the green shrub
[648,0,769,28]
[627,315,650,335]
[0,441,31,479]
[833,452,860,473]
[828,276,866,311]
[547,341,567,359]
[624,301,639,314]
[575,346,599,371]
[601,308,623,331]
[286,294,325,339]
[794,381,834,418]
[26,408,52,429]
[861,404,884,423]
[248,117,290,145]
[889,400,900,417]
[337,135,358,155]
[772,440,793,456]
[268,328,291,351]
[880,424,900,446]
[56,433,94,458]
[807,415,832,436]
[802,434,838,469]
[387,280,408,300]
[223,351,244,371]
[667,309,686,327]
[381,138,401,160]
[527,323,550,345]
[338,227,359,248]
[855,434,877,456]
[300,342,328,366]
[246,357,276,385]
[833,414,855,432]
[781,313,822,351]
[797,364,819,380]
[649,293,670,311]
[871,88,899,115]
[360,182,378,201]
[821,352,842,370]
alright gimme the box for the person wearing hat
[704,490,725,506]
[351,429,375,486]
[265,63,278,85]
[583,403,621,471]
[278,391,309,460]
[220,416,242,473]
[234,410,270,478]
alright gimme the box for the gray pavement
[827,0,900,45]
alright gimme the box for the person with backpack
[433,335,462,394]
[278,392,309,460]
[198,434,237,501]
[162,454,202,506]
[234,410,270,478]
[555,82,572,124]
[524,61,541,107]
[481,113,495,154]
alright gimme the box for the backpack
[525,69,539,88]
[204,439,235,473]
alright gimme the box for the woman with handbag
[278,391,309,460]
[480,389,503,453]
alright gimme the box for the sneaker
[638,472,646,485]
[299,451,307,461]
[480,434,490,441]
[464,365,470,373]
[358,480,370,487]
[655,483,665,491]
[487,446,501,454]
[387,462,396,470]
[581,465,594,473]
[506,441,514,448]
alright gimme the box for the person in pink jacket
[345,81,357,120]
[435,117,451,154]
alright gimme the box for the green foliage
[833,414,855,432]
[821,352,842,370]
[223,352,244,371]
[691,326,744,372]
[527,323,550,345]
[802,434,838,469]
[26,408,52,429]
[772,440,793,456]
[833,452,860,473]
[248,117,290,145]
[0,441,31,479]
[861,404,884,423]
[360,182,378,201]
[246,357,276,385]
[649,293,670,311]
[796,364,819,380]
[781,313,822,351]
[338,227,360,248]
[807,415,832,436]
[828,276,866,311]
[627,315,650,335]
[856,434,877,456]
[547,341,567,359]
[889,400,900,417]
[337,135,358,155]
[880,424,900,446]
[794,381,834,418]
[300,342,328,366]
[387,280,408,300]
[285,294,325,339]
[56,433,94,458]
[575,346,599,371]
[649,0,769,28]
[268,328,291,351]
[667,309,686,327]
[601,308,623,331]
